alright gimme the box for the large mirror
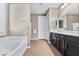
[61,4,79,31]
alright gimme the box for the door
[38,16,49,40]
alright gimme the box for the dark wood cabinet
[50,32,66,55]
[66,36,79,56]
[50,32,79,56]
[55,34,60,49]
[50,33,56,46]
[59,34,66,55]
[56,34,66,55]
[67,41,79,56]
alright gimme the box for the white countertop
[50,30,79,37]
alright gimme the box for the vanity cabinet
[55,34,60,49]
[50,32,66,55]
[66,35,79,56]
[50,33,56,46]
[50,32,79,56]
[59,34,66,55]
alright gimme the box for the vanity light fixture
[61,3,68,9]
[61,5,64,9]
[64,3,68,6]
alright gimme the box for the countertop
[50,30,79,37]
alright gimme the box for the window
[0,4,6,36]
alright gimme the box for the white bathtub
[0,36,27,56]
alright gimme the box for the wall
[9,4,30,35]
[47,8,59,31]
[9,3,31,47]
[67,15,79,30]
[49,8,59,21]
[31,14,45,39]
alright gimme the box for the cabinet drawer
[66,35,79,44]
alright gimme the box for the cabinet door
[52,33,56,46]
[67,40,79,56]
[50,33,53,43]
[59,35,65,55]
[56,34,60,49]
[50,33,56,46]
[66,36,79,56]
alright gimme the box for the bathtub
[0,36,27,56]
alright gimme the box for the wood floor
[24,40,62,56]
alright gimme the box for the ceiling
[31,3,61,14]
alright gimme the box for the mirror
[62,4,79,31]
[51,19,63,29]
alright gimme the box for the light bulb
[64,3,68,6]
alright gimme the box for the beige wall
[9,3,31,46]
[31,14,38,38]
[67,15,79,30]
[49,8,59,21]
[31,14,45,39]
[48,8,59,31]
[9,3,31,36]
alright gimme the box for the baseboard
[31,38,38,40]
